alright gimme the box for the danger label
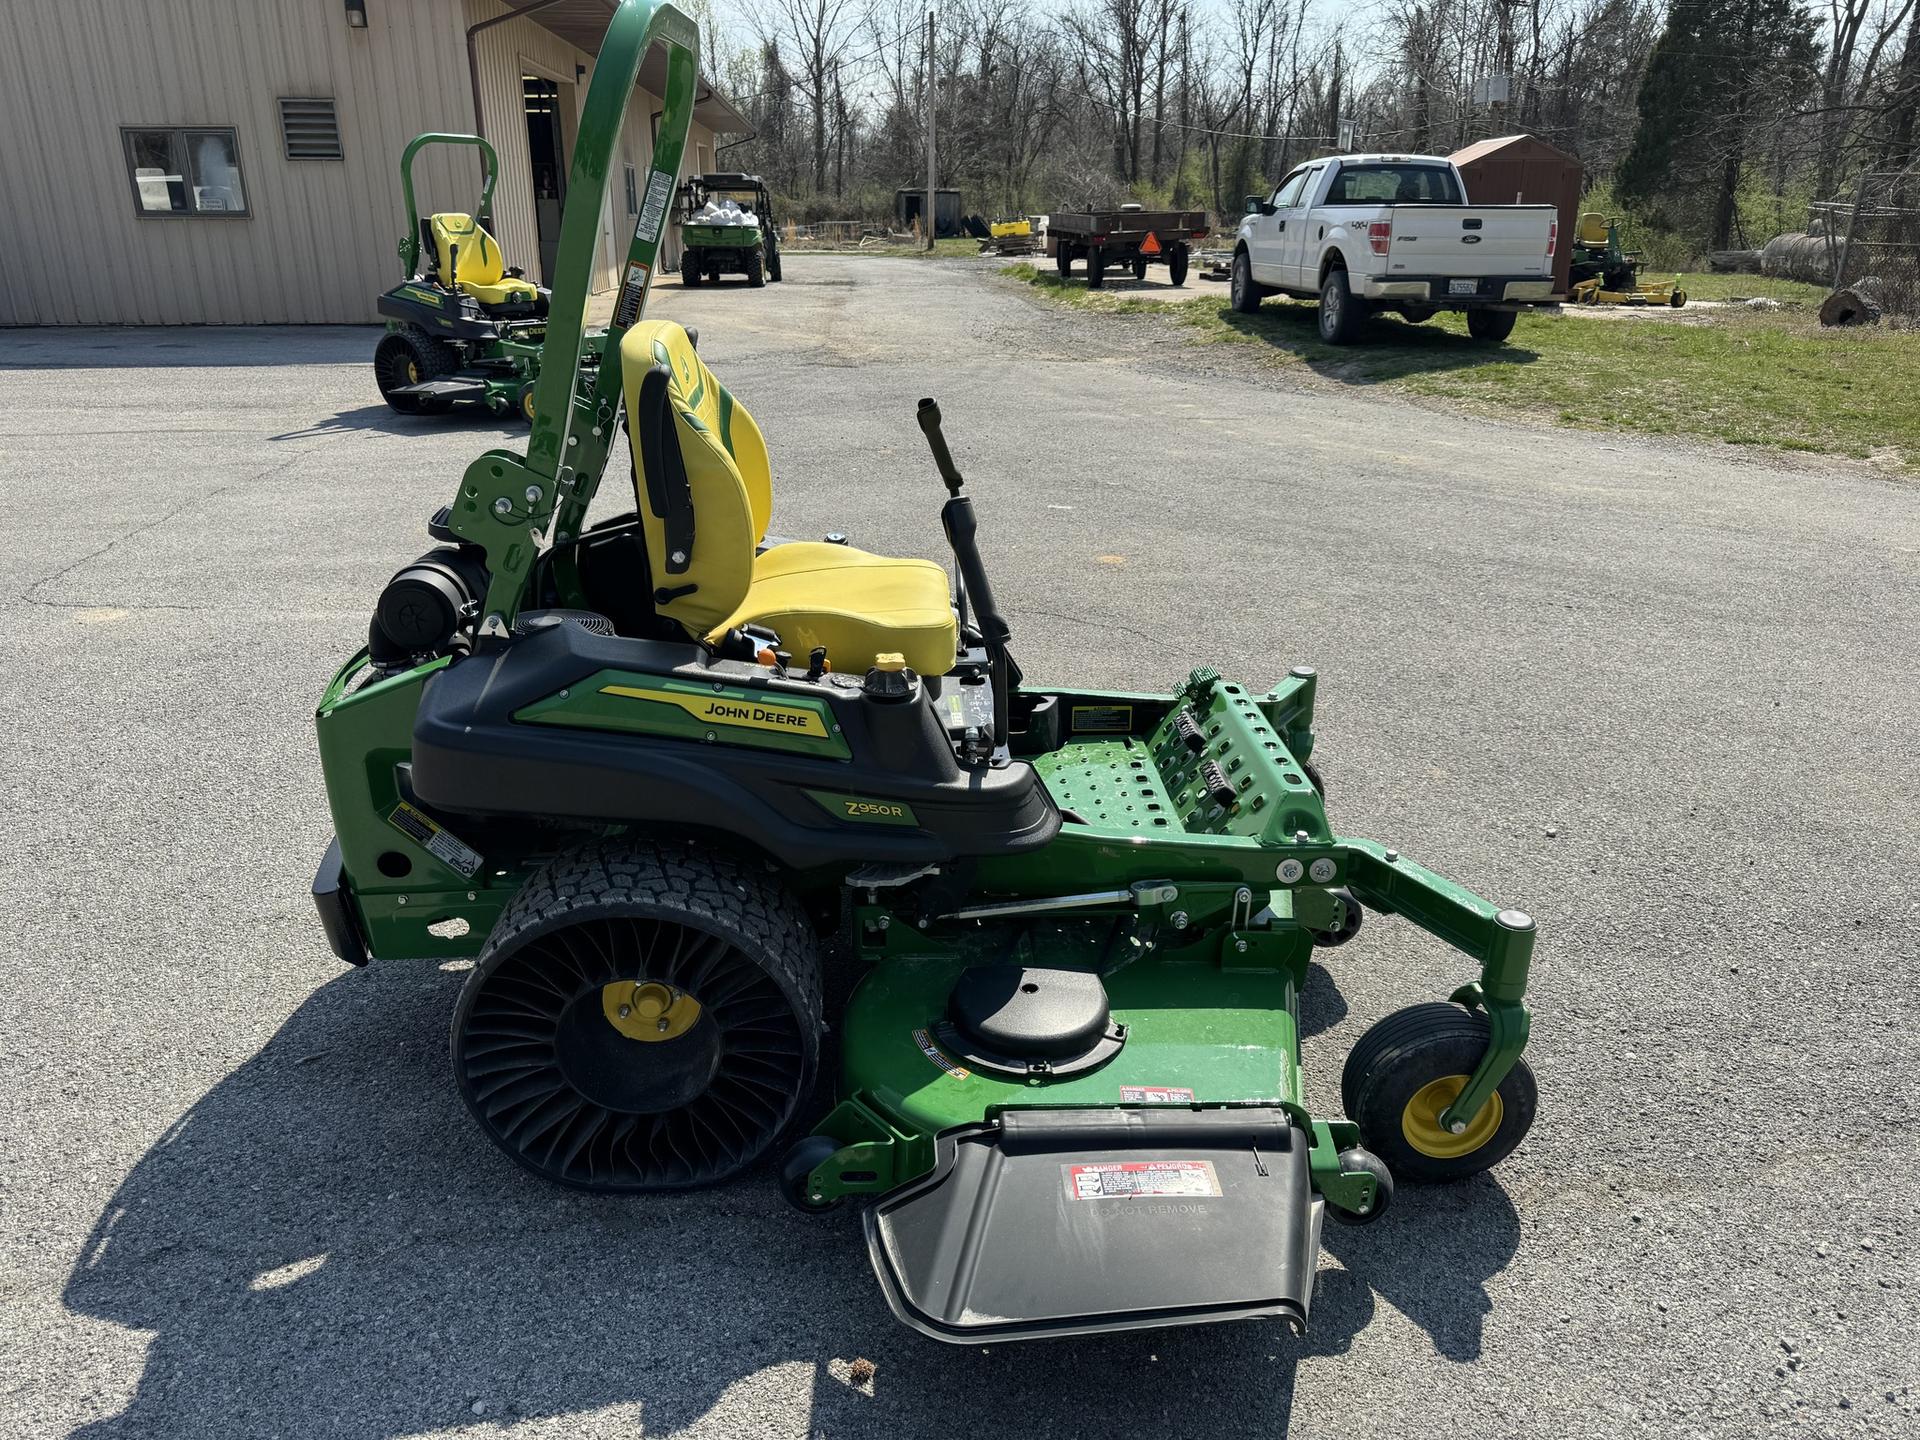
[387,801,481,878]
[1064,1160,1221,1201]
[911,1028,970,1081]
[637,168,675,244]
[612,260,650,328]
[1119,1085,1195,1104]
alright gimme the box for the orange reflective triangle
[1140,231,1162,254]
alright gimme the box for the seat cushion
[713,542,957,676]
[463,276,541,305]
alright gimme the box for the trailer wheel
[1317,267,1370,344]
[1167,244,1189,287]
[1132,256,1149,281]
[1466,307,1518,343]
[1087,246,1106,289]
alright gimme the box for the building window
[624,164,639,216]
[121,127,249,217]
[278,98,343,160]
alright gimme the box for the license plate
[1449,278,1479,295]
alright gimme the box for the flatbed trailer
[1046,206,1209,288]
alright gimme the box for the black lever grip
[917,397,965,496]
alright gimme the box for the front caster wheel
[1326,1146,1394,1226]
[1308,886,1363,947]
[1341,1002,1536,1184]
[779,1134,843,1214]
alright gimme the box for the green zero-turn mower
[675,172,783,287]
[315,0,1538,1345]
[374,132,586,422]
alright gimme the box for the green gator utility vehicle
[314,0,1538,1345]
[676,172,782,287]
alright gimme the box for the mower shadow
[62,964,1520,1438]
[1215,301,1543,385]
[270,403,519,442]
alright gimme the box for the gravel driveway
[1,257,1914,1439]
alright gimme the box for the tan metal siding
[0,0,712,325]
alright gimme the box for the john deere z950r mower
[374,132,588,422]
[315,0,1538,1344]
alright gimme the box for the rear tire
[1341,1002,1537,1184]
[746,249,766,287]
[451,841,823,1194]
[682,252,703,287]
[1167,244,1189,287]
[373,326,456,413]
[1466,307,1518,343]
[1087,246,1106,289]
[1317,267,1369,344]
[1055,245,1072,279]
[767,242,783,282]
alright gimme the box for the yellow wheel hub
[520,388,536,422]
[600,980,702,1042]
[406,360,421,384]
[1401,1074,1503,1159]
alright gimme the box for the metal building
[0,0,745,325]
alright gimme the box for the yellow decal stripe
[599,684,829,738]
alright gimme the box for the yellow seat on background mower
[620,320,958,675]
[1576,212,1610,247]
[430,212,541,305]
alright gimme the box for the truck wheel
[1318,267,1370,344]
[1087,246,1106,289]
[1055,245,1072,279]
[1167,244,1189,287]
[1466,307,1518,343]
[1132,256,1149,281]
[1229,251,1263,313]
[746,249,766,287]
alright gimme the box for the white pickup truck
[1231,153,1559,344]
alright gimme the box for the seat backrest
[620,321,774,637]
[1576,212,1609,247]
[430,212,505,286]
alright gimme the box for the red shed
[1449,134,1584,297]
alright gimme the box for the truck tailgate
[1385,205,1554,279]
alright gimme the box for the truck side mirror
[1244,194,1261,215]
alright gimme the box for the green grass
[1639,272,1829,306]
[1002,264,1915,469]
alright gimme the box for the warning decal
[612,260,651,328]
[387,801,482,878]
[1119,1085,1196,1104]
[1071,704,1133,733]
[1064,1160,1221,1201]
[636,167,675,244]
[911,1028,970,1081]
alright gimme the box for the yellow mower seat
[1575,212,1610,247]
[430,212,541,305]
[620,320,958,675]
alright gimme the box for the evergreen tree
[1616,0,1819,248]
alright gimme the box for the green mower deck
[311,0,1538,1348]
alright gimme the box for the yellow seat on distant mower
[620,320,958,675]
[1575,212,1610,247]
[430,213,541,306]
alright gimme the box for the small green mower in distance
[675,172,782,288]
[373,132,596,422]
[313,0,1538,1348]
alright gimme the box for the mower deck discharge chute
[313,0,1538,1346]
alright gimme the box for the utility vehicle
[314,0,1539,1345]
[675,172,782,287]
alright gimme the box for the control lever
[917,397,1015,756]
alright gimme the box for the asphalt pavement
[1,257,1915,1439]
